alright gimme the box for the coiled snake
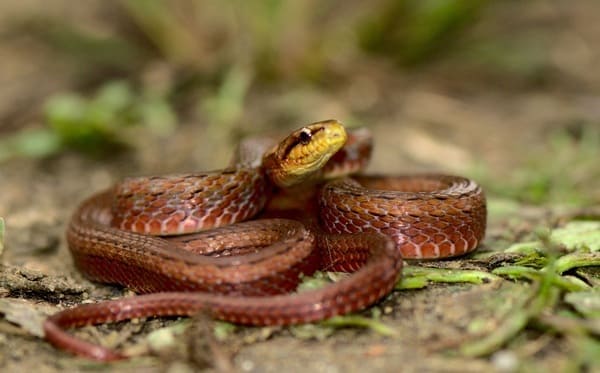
[43,120,486,360]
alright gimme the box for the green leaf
[213,321,236,341]
[321,315,397,337]
[145,319,189,352]
[297,271,335,292]
[555,253,600,275]
[505,221,600,258]
[397,266,501,289]
[550,221,600,252]
[492,265,590,292]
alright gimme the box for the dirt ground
[0,1,599,372]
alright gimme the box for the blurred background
[0,2,598,370]
[0,0,598,206]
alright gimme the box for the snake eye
[299,128,312,145]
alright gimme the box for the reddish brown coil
[43,124,486,361]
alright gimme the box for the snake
[43,120,487,361]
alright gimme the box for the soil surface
[0,1,599,372]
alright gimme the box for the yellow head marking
[263,119,348,187]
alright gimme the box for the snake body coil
[44,120,486,361]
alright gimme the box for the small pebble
[491,350,519,373]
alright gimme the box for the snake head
[263,119,348,188]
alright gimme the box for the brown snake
[43,120,486,361]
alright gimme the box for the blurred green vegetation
[1,0,492,160]
[0,81,175,160]
[476,123,600,206]
[1,3,598,368]
[1,1,597,208]
[359,0,488,65]
[464,222,600,362]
